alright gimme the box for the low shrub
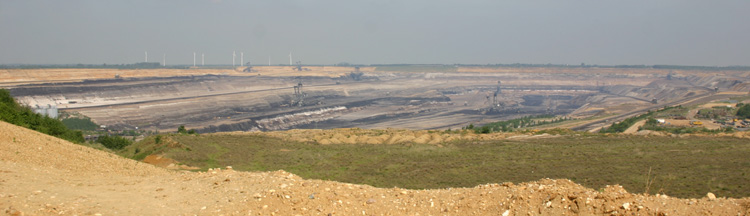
[97,135,132,150]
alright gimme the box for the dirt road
[2,121,749,215]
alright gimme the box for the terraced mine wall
[197,96,453,133]
[5,67,749,132]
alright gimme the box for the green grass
[141,134,750,199]
[61,118,99,131]
[120,135,181,160]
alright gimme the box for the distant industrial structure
[493,81,501,108]
[486,81,503,111]
[292,82,305,107]
[32,104,58,119]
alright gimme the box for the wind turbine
[233,51,236,67]
[289,52,292,66]
[193,52,196,67]
[268,56,271,66]
[145,51,148,62]
[202,53,205,66]
[163,54,166,66]
[241,52,244,66]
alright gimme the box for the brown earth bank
[3,121,750,215]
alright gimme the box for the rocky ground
[2,121,750,215]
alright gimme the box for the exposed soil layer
[2,121,750,215]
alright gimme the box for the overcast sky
[1,0,749,66]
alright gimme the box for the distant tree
[737,104,750,119]
[177,125,187,134]
[97,135,132,150]
[0,89,15,105]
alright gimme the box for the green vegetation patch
[469,114,570,133]
[600,106,682,133]
[651,106,691,119]
[738,103,750,119]
[159,133,750,199]
[96,135,133,150]
[640,117,735,134]
[0,89,84,143]
[61,117,99,131]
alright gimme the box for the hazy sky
[1,0,749,66]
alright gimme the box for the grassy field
[131,133,750,199]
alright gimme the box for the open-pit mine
[3,65,750,132]
[4,65,750,215]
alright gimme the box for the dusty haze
[1,0,749,66]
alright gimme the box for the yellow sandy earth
[228,128,750,146]
[0,66,374,85]
[4,66,747,86]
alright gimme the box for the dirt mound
[0,121,166,177]
[240,128,525,145]
[142,154,199,170]
[2,121,749,215]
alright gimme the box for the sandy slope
[1,121,749,215]
[623,120,647,134]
